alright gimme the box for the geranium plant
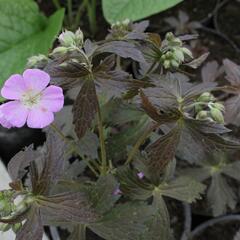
[0,19,239,240]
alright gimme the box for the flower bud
[173,48,184,62]
[26,54,48,68]
[51,46,69,57]
[163,60,171,69]
[74,28,84,47]
[212,102,225,112]
[196,110,209,120]
[171,59,180,68]
[166,32,175,42]
[210,108,224,124]
[198,92,215,102]
[58,30,76,47]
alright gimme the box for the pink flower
[0,69,64,129]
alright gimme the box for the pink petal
[1,74,27,100]
[40,86,64,112]
[27,108,54,128]
[0,105,13,128]
[0,101,28,127]
[23,69,50,92]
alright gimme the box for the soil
[193,221,240,240]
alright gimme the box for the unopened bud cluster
[195,92,225,124]
[160,32,193,69]
[110,19,131,39]
[52,28,84,56]
[0,190,15,218]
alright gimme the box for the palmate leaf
[117,166,154,200]
[38,192,98,224]
[0,0,64,90]
[158,176,206,203]
[46,51,91,89]
[32,129,65,195]
[102,98,145,125]
[87,174,120,214]
[146,125,181,175]
[207,173,237,216]
[177,118,240,163]
[222,161,240,181]
[89,202,154,240]
[140,89,181,124]
[7,144,39,181]
[16,207,43,240]
[72,78,98,139]
[102,0,183,23]
[108,115,150,161]
[96,41,146,63]
[94,55,142,101]
[223,59,240,125]
[140,193,172,240]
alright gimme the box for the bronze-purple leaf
[140,90,181,124]
[72,78,98,139]
[147,126,181,174]
[96,41,146,63]
[184,52,209,69]
[38,192,99,224]
[34,130,65,195]
[16,207,43,240]
[7,145,39,181]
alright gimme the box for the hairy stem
[125,123,158,165]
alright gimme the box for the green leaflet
[102,0,183,23]
[0,0,64,92]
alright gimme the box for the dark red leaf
[72,78,98,139]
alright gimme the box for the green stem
[87,0,97,35]
[97,105,108,175]
[74,0,89,29]
[50,123,99,177]
[67,0,73,28]
[125,123,158,165]
[52,0,61,9]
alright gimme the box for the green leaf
[16,207,43,240]
[159,176,206,203]
[102,0,183,23]
[0,0,64,89]
[140,192,172,240]
[207,174,237,216]
[89,202,153,240]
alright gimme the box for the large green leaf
[102,0,183,23]
[0,0,64,89]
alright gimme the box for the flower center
[21,90,42,108]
